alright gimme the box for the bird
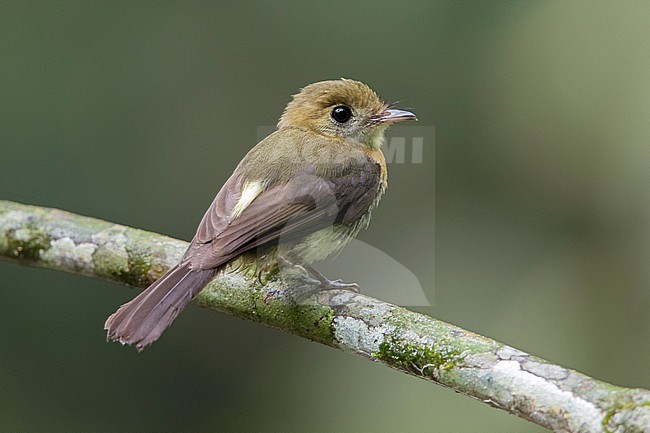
[105,78,417,351]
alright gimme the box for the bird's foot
[317,278,359,292]
[301,263,360,293]
[277,256,321,286]
[277,256,360,300]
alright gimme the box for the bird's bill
[378,109,418,123]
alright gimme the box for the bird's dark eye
[331,105,352,124]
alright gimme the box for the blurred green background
[2,1,649,432]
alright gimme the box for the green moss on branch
[1,199,649,433]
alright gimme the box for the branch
[1,199,648,432]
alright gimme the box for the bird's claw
[319,279,360,292]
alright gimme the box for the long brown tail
[104,263,216,351]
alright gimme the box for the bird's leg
[277,256,359,293]
[277,256,321,286]
[301,263,360,292]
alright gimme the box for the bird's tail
[104,262,216,351]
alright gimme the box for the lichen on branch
[1,199,649,433]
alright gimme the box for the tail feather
[105,263,216,351]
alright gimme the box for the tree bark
[1,199,648,433]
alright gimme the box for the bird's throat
[362,125,388,151]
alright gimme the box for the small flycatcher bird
[105,79,416,350]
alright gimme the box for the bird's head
[278,79,416,150]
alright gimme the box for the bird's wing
[185,160,382,270]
